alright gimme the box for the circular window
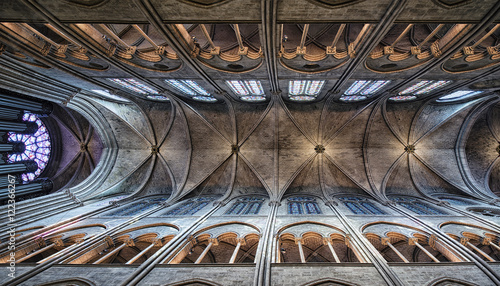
[7,113,51,182]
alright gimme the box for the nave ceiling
[0,0,499,206]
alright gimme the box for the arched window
[225,197,265,215]
[162,197,214,216]
[105,198,166,217]
[7,112,51,182]
[338,197,386,215]
[392,197,446,215]
[287,197,321,215]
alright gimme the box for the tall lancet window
[287,197,321,215]
[105,198,167,217]
[392,197,447,215]
[225,197,265,215]
[338,197,385,215]
[161,197,215,216]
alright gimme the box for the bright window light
[360,80,390,95]
[182,80,210,96]
[389,95,417,102]
[399,81,431,95]
[305,81,325,96]
[344,81,370,95]
[165,80,196,96]
[414,80,451,95]
[289,80,325,96]
[245,80,264,95]
[226,80,264,96]
[399,80,452,95]
[107,78,159,95]
[344,80,390,96]
[91,90,129,102]
[147,95,170,101]
[289,80,306,95]
[437,90,482,102]
[289,95,316,102]
[339,95,367,102]
[193,96,217,102]
[241,95,266,102]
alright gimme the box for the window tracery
[287,197,321,214]
[338,197,385,215]
[107,78,158,95]
[225,197,265,215]
[104,198,166,217]
[344,80,390,96]
[398,80,452,96]
[392,197,447,215]
[7,112,51,182]
[161,197,214,216]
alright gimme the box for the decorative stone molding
[268,201,281,207]
[460,237,470,246]
[315,145,325,153]
[408,237,418,246]
[381,237,391,246]
[405,145,415,154]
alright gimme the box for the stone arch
[166,278,223,286]
[39,277,96,286]
[301,277,360,286]
[363,222,460,263]
[427,276,479,286]
[277,222,362,263]
[440,222,500,262]
[169,222,260,264]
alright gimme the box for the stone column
[194,238,217,264]
[409,238,440,263]
[382,237,409,263]
[323,237,340,263]
[253,200,279,286]
[126,239,162,265]
[296,238,306,263]
[229,238,244,263]
[325,201,405,286]
[93,241,130,264]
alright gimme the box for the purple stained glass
[7,113,51,182]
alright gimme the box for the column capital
[408,237,418,246]
[268,200,281,207]
[294,238,304,244]
[381,237,391,246]
[208,238,219,245]
[322,237,333,245]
